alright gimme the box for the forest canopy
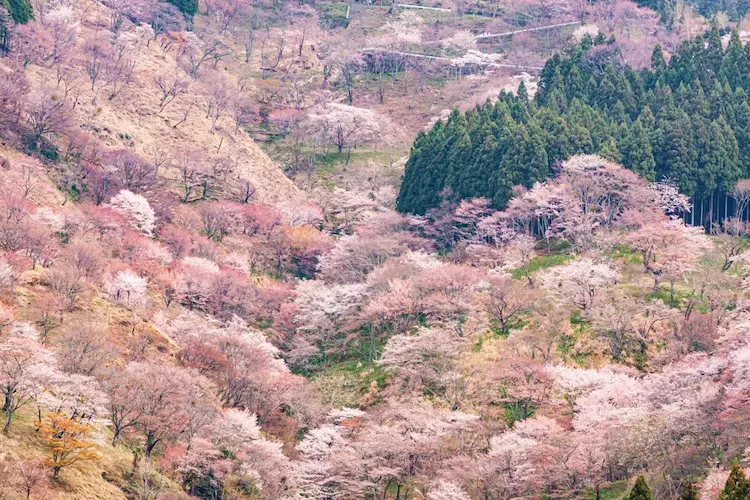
[635,0,750,25]
[397,27,750,215]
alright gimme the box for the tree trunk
[144,432,159,459]
[3,410,11,433]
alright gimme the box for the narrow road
[475,20,582,39]
[421,19,583,45]
[396,3,452,11]
[361,47,544,70]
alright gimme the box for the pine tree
[521,124,549,185]
[599,136,622,163]
[719,464,750,500]
[734,100,750,175]
[517,81,529,102]
[396,31,750,215]
[620,119,655,180]
[580,34,594,52]
[651,44,667,72]
[706,25,724,76]
[628,476,653,500]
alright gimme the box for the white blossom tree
[105,270,148,310]
[538,258,619,312]
[107,190,156,236]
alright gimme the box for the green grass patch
[542,238,571,253]
[647,285,701,311]
[326,359,387,387]
[510,253,571,280]
[610,244,642,265]
[317,2,350,29]
[581,480,629,500]
[557,333,577,355]
[489,316,529,338]
[557,332,590,366]
[313,150,391,170]
[502,401,536,427]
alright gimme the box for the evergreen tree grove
[2,0,33,23]
[397,28,750,215]
[166,0,199,17]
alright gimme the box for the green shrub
[166,0,198,17]
[3,0,33,24]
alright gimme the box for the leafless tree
[155,71,189,113]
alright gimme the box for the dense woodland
[398,27,750,216]
[636,0,749,25]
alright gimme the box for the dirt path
[361,47,544,70]
[475,20,582,39]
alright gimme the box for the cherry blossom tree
[176,256,220,310]
[733,179,750,220]
[378,325,470,410]
[107,190,157,237]
[481,274,537,334]
[0,328,54,433]
[291,280,367,369]
[54,322,114,376]
[105,270,148,310]
[304,103,382,165]
[104,149,158,194]
[24,89,71,146]
[538,258,619,312]
[205,0,250,35]
[46,264,89,311]
[125,362,216,459]
[428,480,471,500]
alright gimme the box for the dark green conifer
[719,464,750,500]
[679,483,698,500]
[517,81,529,103]
[651,44,666,71]
[598,136,622,163]
[166,0,199,16]
[580,33,593,51]
[627,476,653,500]
[621,119,656,180]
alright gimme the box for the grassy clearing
[511,253,571,280]
[610,245,642,265]
[581,480,629,500]
[313,360,389,408]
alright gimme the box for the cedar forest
[398,27,750,216]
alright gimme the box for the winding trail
[360,47,545,70]
[396,3,452,12]
[474,20,582,39]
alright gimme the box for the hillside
[2,0,750,499]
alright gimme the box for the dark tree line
[397,28,750,215]
[635,0,749,25]
[2,0,33,24]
